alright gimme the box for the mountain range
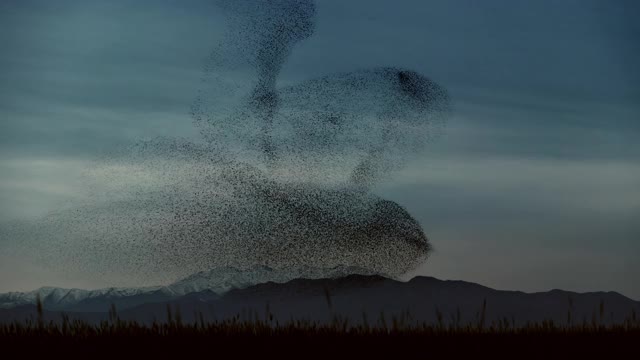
[0,265,377,312]
[1,266,637,327]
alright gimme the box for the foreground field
[1,312,638,357]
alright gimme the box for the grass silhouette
[0,294,637,356]
[2,294,638,336]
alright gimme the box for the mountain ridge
[1,273,638,327]
[0,265,380,311]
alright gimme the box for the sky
[0,0,639,298]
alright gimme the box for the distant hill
[1,271,637,327]
[0,265,377,312]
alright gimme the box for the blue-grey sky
[1,0,639,297]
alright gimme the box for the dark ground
[1,324,638,358]
[2,333,638,358]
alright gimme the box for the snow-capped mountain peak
[0,265,381,311]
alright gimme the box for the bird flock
[1,0,451,287]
